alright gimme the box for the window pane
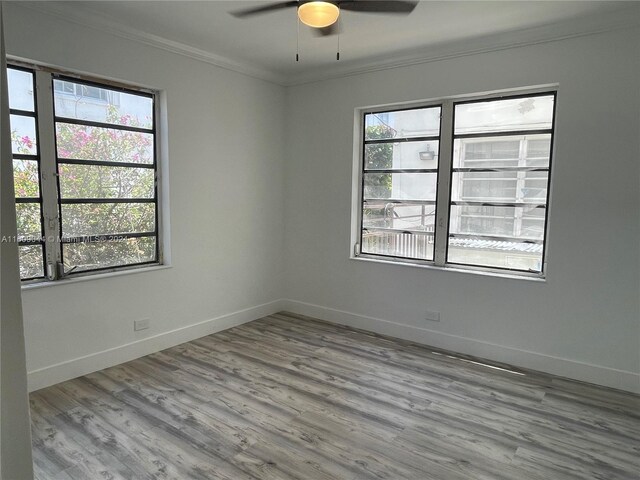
[61,203,155,237]
[522,172,549,202]
[464,140,520,160]
[363,202,435,231]
[54,79,153,129]
[59,164,154,199]
[449,205,544,240]
[526,137,552,167]
[521,208,546,239]
[365,140,439,170]
[364,173,437,201]
[454,138,520,169]
[13,159,40,198]
[365,106,440,140]
[362,230,433,261]
[448,238,543,272]
[19,244,44,279]
[56,123,154,164]
[454,95,554,135]
[54,80,74,95]
[453,135,552,169]
[451,171,548,203]
[10,114,37,155]
[16,203,42,241]
[8,68,34,111]
[451,205,515,237]
[63,237,156,273]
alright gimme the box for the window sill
[350,255,546,282]
[21,264,172,290]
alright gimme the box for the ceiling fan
[231,1,418,37]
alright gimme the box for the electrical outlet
[134,318,150,331]
[425,310,440,322]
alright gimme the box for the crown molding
[13,2,640,88]
[285,4,640,86]
[14,2,289,85]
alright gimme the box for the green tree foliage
[11,106,156,277]
[11,131,44,278]
[364,124,393,195]
[363,125,395,233]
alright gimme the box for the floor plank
[31,311,640,479]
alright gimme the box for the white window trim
[350,85,558,279]
[21,264,172,290]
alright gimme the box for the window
[8,64,160,282]
[8,67,46,280]
[355,91,556,275]
[361,106,441,261]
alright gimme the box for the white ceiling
[24,1,638,84]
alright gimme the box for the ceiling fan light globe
[298,1,340,28]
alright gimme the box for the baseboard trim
[28,298,640,394]
[27,299,284,392]
[281,299,640,394]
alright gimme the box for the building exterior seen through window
[359,92,555,274]
[8,64,160,281]
[363,106,441,261]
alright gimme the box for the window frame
[8,61,164,284]
[359,103,443,264]
[9,64,47,280]
[352,87,557,279]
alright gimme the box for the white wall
[4,4,640,395]
[283,27,640,392]
[4,4,286,391]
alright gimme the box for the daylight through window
[9,67,46,280]
[357,91,556,275]
[8,65,160,281]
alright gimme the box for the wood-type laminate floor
[30,312,640,479]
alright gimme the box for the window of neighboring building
[54,79,118,104]
[8,64,161,282]
[355,91,556,276]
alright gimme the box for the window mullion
[34,70,61,280]
[434,100,454,267]
[514,137,528,237]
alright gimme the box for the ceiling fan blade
[231,1,298,18]
[339,1,418,14]
[312,22,342,37]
